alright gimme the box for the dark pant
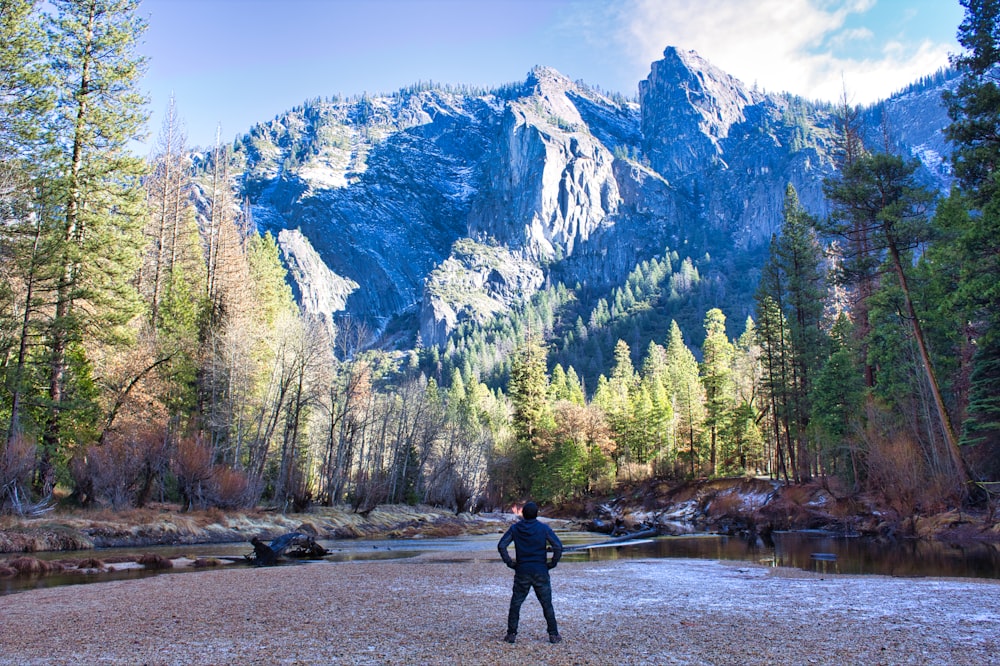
[507,571,558,635]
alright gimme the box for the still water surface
[565,531,1000,579]
[3,530,999,596]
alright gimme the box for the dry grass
[0,525,93,552]
[136,553,173,570]
[75,557,106,570]
[5,556,62,575]
[1,503,496,555]
[706,491,745,519]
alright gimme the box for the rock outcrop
[225,47,957,351]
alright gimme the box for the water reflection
[4,530,1000,596]
[564,532,1000,579]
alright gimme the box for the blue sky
[137,0,966,153]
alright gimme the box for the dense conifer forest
[1,0,998,517]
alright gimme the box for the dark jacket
[498,518,563,575]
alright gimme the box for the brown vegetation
[0,523,93,552]
[0,434,38,513]
[137,553,173,570]
[75,557,106,570]
[6,556,62,575]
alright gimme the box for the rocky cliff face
[230,47,957,351]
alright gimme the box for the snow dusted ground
[1,550,997,665]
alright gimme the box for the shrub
[173,437,214,510]
[212,466,251,509]
[863,429,938,516]
[70,423,170,509]
[0,435,38,514]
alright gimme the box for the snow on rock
[277,228,359,339]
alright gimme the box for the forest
[0,0,998,519]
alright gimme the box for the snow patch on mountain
[277,228,359,338]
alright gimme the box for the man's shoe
[504,633,517,644]
[549,633,562,644]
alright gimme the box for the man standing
[497,501,563,644]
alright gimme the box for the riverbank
[1,550,997,665]
[0,503,512,553]
[559,477,1000,545]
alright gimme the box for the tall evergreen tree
[1,0,54,451]
[700,309,733,476]
[0,0,50,160]
[507,335,551,496]
[36,0,148,492]
[665,320,704,476]
[640,340,674,469]
[942,0,1000,477]
[726,317,763,475]
[759,186,829,481]
[755,294,793,481]
[811,314,866,487]
[945,0,1000,207]
[828,152,968,486]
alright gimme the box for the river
[3,529,999,596]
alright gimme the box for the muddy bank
[1,550,997,665]
[0,504,513,554]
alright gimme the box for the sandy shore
[1,550,998,665]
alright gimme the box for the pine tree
[665,320,704,476]
[945,0,1000,207]
[760,186,829,481]
[755,294,793,481]
[827,152,968,486]
[942,0,1000,476]
[1,0,54,451]
[811,314,866,487]
[641,340,674,468]
[36,0,148,492]
[700,309,733,476]
[593,339,639,471]
[728,317,763,474]
[0,0,51,160]
[564,366,586,405]
[507,335,551,496]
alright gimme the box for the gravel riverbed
[1,550,998,665]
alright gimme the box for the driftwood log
[565,528,659,552]
[247,532,328,566]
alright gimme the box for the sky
[136,0,967,154]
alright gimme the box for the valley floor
[2,549,998,665]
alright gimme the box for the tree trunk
[887,241,970,487]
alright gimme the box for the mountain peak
[526,65,575,93]
[640,46,764,176]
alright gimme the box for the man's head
[522,502,538,520]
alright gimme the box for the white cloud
[611,0,952,104]
[828,27,875,49]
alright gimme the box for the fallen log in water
[565,528,659,551]
[246,532,328,566]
